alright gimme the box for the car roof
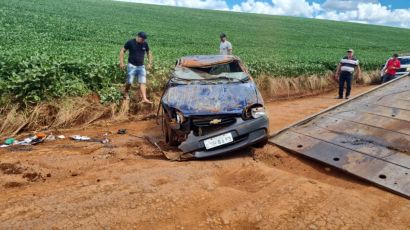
[179,55,240,68]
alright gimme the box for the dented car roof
[179,55,240,68]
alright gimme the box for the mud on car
[160,55,269,158]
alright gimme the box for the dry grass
[0,97,160,138]
[0,71,380,137]
[0,98,115,138]
[117,99,130,120]
[256,70,380,100]
[0,105,27,136]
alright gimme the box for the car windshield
[399,57,410,65]
[191,60,243,75]
[173,60,249,82]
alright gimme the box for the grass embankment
[0,0,409,135]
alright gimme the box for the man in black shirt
[119,32,153,103]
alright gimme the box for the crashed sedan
[160,55,269,158]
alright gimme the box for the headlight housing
[176,111,186,124]
[407,67,410,72]
[251,107,266,119]
[243,104,266,120]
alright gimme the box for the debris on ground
[70,134,110,144]
[4,138,16,145]
[70,135,91,141]
[1,133,48,148]
[144,136,193,161]
[101,138,110,144]
[46,134,56,141]
[117,129,127,134]
[30,136,46,145]
[36,133,46,139]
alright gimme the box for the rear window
[399,58,410,65]
[191,60,243,75]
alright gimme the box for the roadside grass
[256,70,380,99]
[0,71,380,136]
[0,85,163,137]
[0,99,114,137]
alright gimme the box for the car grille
[191,115,237,136]
[397,68,408,72]
[191,116,236,127]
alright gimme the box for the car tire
[163,113,179,146]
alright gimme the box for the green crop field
[1,0,410,105]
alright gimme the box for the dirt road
[1,86,409,229]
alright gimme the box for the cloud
[115,0,410,28]
[232,0,321,18]
[322,0,378,11]
[316,3,410,28]
[115,0,229,10]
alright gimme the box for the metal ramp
[269,75,410,198]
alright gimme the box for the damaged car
[160,55,269,158]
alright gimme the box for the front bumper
[396,72,409,77]
[178,116,269,158]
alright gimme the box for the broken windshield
[191,60,243,75]
[173,60,249,82]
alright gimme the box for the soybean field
[1,0,410,104]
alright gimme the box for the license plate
[204,133,233,150]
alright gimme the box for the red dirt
[0,85,409,229]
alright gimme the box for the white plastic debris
[101,138,109,144]
[70,135,91,141]
[14,136,35,145]
[46,134,56,141]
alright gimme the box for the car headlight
[251,107,266,119]
[176,111,186,124]
[407,67,410,72]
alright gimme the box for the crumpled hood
[162,82,263,116]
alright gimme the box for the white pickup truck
[381,55,410,77]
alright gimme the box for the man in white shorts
[119,32,153,103]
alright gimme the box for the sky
[116,0,410,28]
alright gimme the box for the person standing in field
[219,33,232,55]
[119,32,153,104]
[335,49,361,99]
[382,53,401,83]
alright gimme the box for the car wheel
[163,113,179,146]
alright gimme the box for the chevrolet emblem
[209,119,222,125]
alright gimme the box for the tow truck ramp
[269,75,410,198]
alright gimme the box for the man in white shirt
[219,33,232,55]
[335,49,361,99]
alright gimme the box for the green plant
[98,86,122,104]
[0,0,409,106]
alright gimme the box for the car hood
[162,82,263,116]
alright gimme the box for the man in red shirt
[382,54,401,83]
